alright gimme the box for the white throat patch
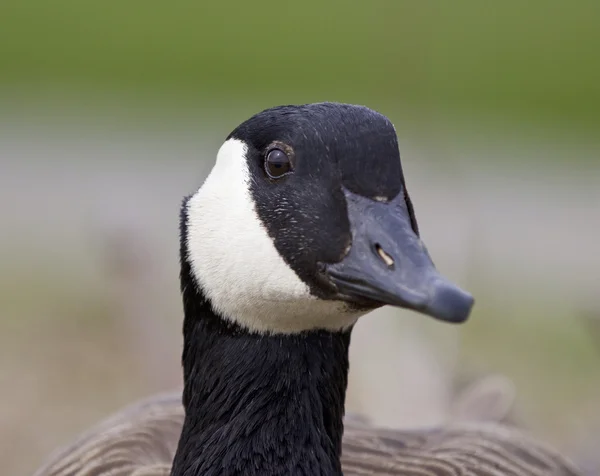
[185,138,362,334]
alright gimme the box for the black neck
[172,220,351,476]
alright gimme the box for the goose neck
[171,285,351,476]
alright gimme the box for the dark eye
[265,148,292,179]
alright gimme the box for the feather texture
[33,387,581,476]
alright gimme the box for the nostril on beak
[374,243,395,269]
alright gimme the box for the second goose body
[33,103,581,476]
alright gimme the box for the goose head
[181,102,474,334]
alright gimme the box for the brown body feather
[33,384,581,476]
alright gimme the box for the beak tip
[427,280,474,323]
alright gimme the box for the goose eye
[265,148,292,179]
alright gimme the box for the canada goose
[33,103,581,475]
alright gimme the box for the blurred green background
[1,2,599,475]
[2,1,599,133]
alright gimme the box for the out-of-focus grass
[1,1,599,131]
[459,295,600,446]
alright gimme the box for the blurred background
[1,1,599,474]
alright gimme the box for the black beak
[324,189,474,323]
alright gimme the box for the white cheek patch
[185,138,363,334]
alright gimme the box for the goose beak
[324,190,474,323]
